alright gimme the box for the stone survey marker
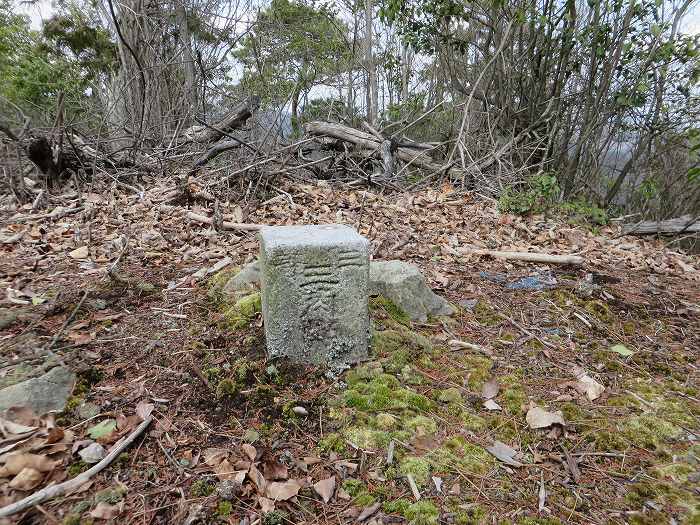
[259,224,370,365]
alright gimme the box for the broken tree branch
[184,96,260,143]
[622,215,699,235]
[461,249,584,265]
[186,211,262,231]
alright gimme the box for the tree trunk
[364,0,377,124]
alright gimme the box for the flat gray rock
[370,260,455,322]
[222,260,260,299]
[0,366,76,414]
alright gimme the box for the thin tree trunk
[364,0,377,124]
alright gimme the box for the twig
[45,290,88,352]
[0,417,153,518]
[186,211,262,232]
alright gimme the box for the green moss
[94,486,126,505]
[399,456,432,485]
[371,295,411,326]
[262,511,288,525]
[371,327,433,373]
[473,301,500,327]
[221,292,262,329]
[64,395,84,413]
[461,410,487,432]
[438,387,463,403]
[341,478,376,505]
[375,412,398,429]
[217,501,233,517]
[61,515,82,525]
[404,415,438,436]
[318,432,346,454]
[459,355,493,390]
[216,378,239,398]
[405,501,440,525]
[67,461,89,477]
[383,498,412,515]
[345,427,391,449]
[190,479,215,497]
[207,267,240,299]
[620,414,681,449]
[429,436,494,476]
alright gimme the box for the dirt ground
[0,181,698,525]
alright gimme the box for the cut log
[622,215,699,235]
[462,249,584,265]
[184,96,260,144]
[305,121,460,176]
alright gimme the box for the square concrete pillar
[259,224,370,366]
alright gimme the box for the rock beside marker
[221,258,455,324]
[369,260,455,322]
[0,366,76,414]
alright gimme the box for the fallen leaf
[483,399,502,411]
[571,367,605,401]
[248,464,267,494]
[610,344,634,356]
[486,441,524,467]
[9,468,43,490]
[203,448,228,467]
[526,406,566,429]
[90,502,123,520]
[2,452,58,475]
[481,377,500,400]
[241,443,257,462]
[262,458,288,480]
[87,419,117,440]
[538,475,546,511]
[313,476,335,503]
[0,418,37,437]
[135,401,154,420]
[69,246,90,260]
[259,496,275,513]
[357,502,382,522]
[432,476,443,493]
[266,479,300,501]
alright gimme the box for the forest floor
[0,179,698,525]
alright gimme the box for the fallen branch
[186,211,263,231]
[0,417,153,518]
[622,215,699,235]
[184,96,260,144]
[463,249,584,265]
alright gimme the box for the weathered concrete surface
[0,366,76,414]
[259,224,370,366]
[370,260,455,322]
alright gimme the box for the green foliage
[498,174,560,215]
[234,0,350,132]
[0,0,98,117]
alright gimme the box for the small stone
[78,402,101,419]
[79,442,107,464]
[216,479,242,500]
[292,406,308,416]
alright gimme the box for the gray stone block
[370,260,455,322]
[259,224,370,366]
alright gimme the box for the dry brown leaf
[214,459,235,481]
[203,448,228,467]
[259,496,275,513]
[486,441,523,467]
[262,458,288,480]
[9,467,43,490]
[265,479,300,501]
[248,464,267,494]
[241,443,257,462]
[2,452,58,475]
[481,377,500,400]
[90,502,123,520]
[135,401,155,420]
[313,476,336,503]
[0,418,37,436]
[526,406,566,429]
[570,367,605,401]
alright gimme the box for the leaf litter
[0,181,698,524]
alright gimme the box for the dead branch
[622,215,699,235]
[186,211,263,231]
[184,96,260,144]
[462,249,584,265]
[0,417,153,518]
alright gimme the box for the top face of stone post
[259,224,370,366]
